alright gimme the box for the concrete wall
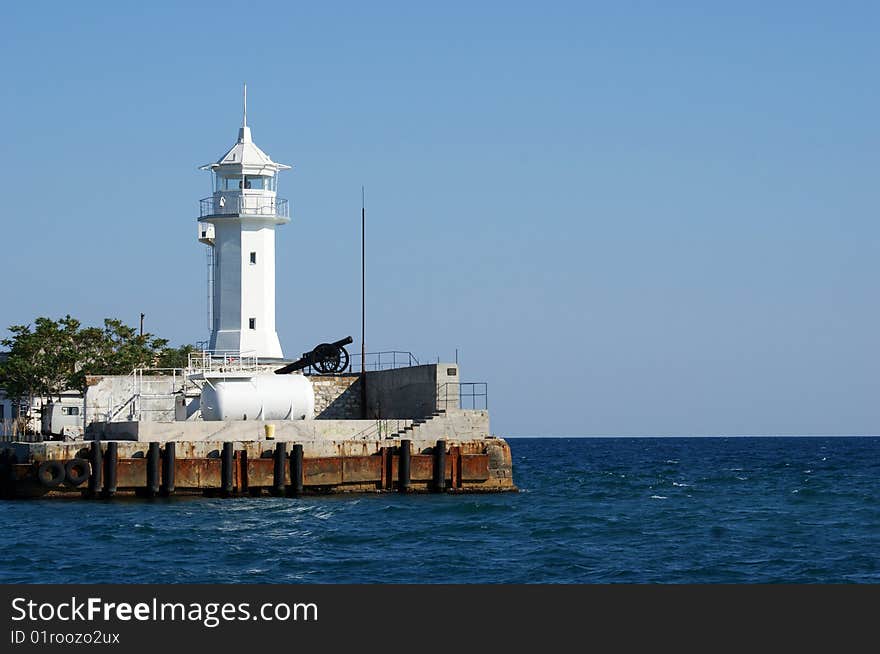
[404,409,490,441]
[86,372,353,425]
[83,363,463,430]
[364,363,459,419]
[311,375,362,419]
[85,408,488,444]
[87,371,367,427]
[85,375,180,425]
[89,417,414,442]
[434,364,460,410]
[174,390,202,422]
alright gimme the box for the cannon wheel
[313,344,350,374]
[335,346,350,373]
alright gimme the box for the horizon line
[503,433,880,439]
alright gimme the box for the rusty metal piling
[290,443,303,496]
[161,442,175,496]
[399,439,411,492]
[146,442,160,497]
[88,441,102,498]
[272,442,286,496]
[433,440,447,492]
[221,442,234,496]
[104,441,118,497]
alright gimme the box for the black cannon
[275,336,353,375]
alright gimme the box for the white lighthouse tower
[197,87,291,359]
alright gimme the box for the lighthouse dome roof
[200,125,291,175]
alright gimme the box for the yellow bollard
[264,424,275,440]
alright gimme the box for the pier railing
[336,351,421,374]
[187,350,262,374]
[436,382,488,411]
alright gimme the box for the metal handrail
[345,351,421,373]
[186,350,261,374]
[436,382,488,410]
[200,195,289,218]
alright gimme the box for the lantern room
[198,91,291,221]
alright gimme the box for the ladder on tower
[206,247,214,332]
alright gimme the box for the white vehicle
[41,397,85,440]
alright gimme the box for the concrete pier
[0,363,515,498]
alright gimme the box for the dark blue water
[2,438,878,583]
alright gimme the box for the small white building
[197,87,292,360]
[0,390,22,437]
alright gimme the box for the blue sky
[1,1,877,436]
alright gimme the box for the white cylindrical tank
[200,374,315,421]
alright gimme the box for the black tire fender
[65,458,91,486]
[37,460,66,488]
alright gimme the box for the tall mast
[361,186,366,375]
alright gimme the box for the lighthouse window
[243,176,265,190]
[214,175,275,192]
[249,252,257,264]
[249,318,256,330]
[215,176,241,192]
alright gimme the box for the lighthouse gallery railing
[200,196,289,218]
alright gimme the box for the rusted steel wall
[0,438,514,498]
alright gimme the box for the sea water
[1,437,877,583]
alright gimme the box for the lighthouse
[197,87,291,359]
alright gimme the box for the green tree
[0,316,81,405]
[156,344,197,370]
[0,316,196,415]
